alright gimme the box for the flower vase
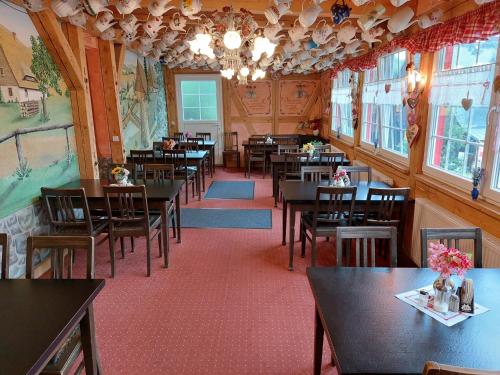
[312,129,319,136]
[115,175,128,186]
[433,275,454,313]
[471,186,479,200]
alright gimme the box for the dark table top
[152,150,208,160]
[307,267,500,374]
[279,181,393,203]
[270,154,349,164]
[0,279,105,375]
[59,179,185,201]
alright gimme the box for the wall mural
[119,50,167,153]
[0,3,78,219]
[279,80,318,116]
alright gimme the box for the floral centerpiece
[428,243,473,313]
[302,142,315,155]
[331,168,350,187]
[111,166,130,186]
[163,139,177,150]
[184,131,192,139]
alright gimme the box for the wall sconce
[406,62,426,96]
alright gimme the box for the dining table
[270,154,349,206]
[307,267,500,375]
[57,179,184,266]
[279,180,400,270]
[0,279,105,375]
[197,140,217,175]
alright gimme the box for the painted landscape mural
[120,51,167,152]
[0,3,78,218]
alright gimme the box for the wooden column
[272,80,279,134]
[114,43,126,77]
[164,67,178,135]
[30,10,99,178]
[98,39,125,163]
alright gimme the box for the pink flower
[427,243,472,279]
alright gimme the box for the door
[175,75,224,164]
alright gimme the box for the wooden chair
[276,152,310,205]
[315,144,332,153]
[336,226,397,267]
[277,144,299,154]
[300,186,357,266]
[364,187,410,254]
[196,132,211,141]
[223,131,240,168]
[173,132,185,141]
[103,186,162,277]
[343,165,372,184]
[0,233,8,279]
[143,163,177,240]
[129,150,155,178]
[163,149,197,204]
[423,361,499,375]
[319,152,345,172]
[274,136,297,145]
[107,163,137,182]
[301,166,332,182]
[162,136,181,145]
[420,228,482,268]
[188,137,212,177]
[26,235,95,375]
[246,138,267,179]
[182,137,202,151]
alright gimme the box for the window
[24,89,28,98]
[0,67,4,77]
[426,36,499,187]
[180,80,218,121]
[331,70,356,140]
[8,87,13,97]
[360,50,409,159]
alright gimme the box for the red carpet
[76,168,342,374]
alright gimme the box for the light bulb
[196,33,212,49]
[223,30,242,50]
[240,66,249,77]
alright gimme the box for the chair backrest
[248,137,267,154]
[224,132,239,151]
[284,152,310,175]
[313,186,357,228]
[420,228,482,268]
[319,152,345,171]
[365,187,410,226]
[274,136,297,145]
[130,150,155,165]
[336,226,397,267]
[103,185,150,231]
[143,163,174,182]
[196,132,211,141]
[162,149,188,176]
[422,361,499,375]
[315,144,331,153]
[41,187,94,235]
[185,137,203,150]
[278,144,299,155]
[108,163,137,182]
[343,165,372,184]
[0,233,8,279]
[173,132,185,141]
[26,236,95,279]
[301,166,332,182]
[250,134,266,139]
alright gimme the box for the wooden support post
[29,11,98,178]
[164,67,178,135]
[98,39,125,164]
[114,43,126,78]
[272,80,279,134]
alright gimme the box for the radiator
[411,198,500,267]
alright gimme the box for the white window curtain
[429,64,496,106]
[331,86,351,105]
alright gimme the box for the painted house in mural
[0,26,42,116]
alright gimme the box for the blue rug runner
[204,181,255,200]
[180,208,272,229]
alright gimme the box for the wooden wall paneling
[222,78,231,133]
[164,67,178,135]
[230,83,258,135]
[98,39,125,163]
[43,17,99,178]
[114,43,126,78]
[272,80,279,134]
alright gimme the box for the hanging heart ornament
[384,83,391,93]
[461,98,473,111]
[406,123,419,147]
[407,97,418,109]
[494,75,500,93]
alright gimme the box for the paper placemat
[395,285,490,327]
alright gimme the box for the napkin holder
[458,278,474,314]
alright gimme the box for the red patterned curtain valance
[330,0,500,78]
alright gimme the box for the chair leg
[131,237,135,253]
[192,177,195,198]
[109,234,116,278]
[146,236,152,277]
[158,232,162,257]
[262,160,265,178]
[185,180,189,204]
[120,237,125,259]
[247,160,251,179]
[301,225,306,258]
[171,215,176,238]
[311,235,317,267]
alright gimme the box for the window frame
[331,69,355,143]
[360,49,410,165]
[423,37,500,204]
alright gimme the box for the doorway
[175,75,224,164]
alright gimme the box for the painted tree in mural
[30,36,62,122]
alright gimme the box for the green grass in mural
[0,156,79,218]
[0,95,72,133]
